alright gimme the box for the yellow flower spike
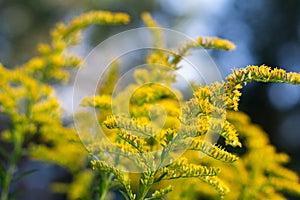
[221,121,241,147]
[50,23,65,40]
[134,69,150,84]
[199,176,230,198]
[141,12,160,28]
[225,65,300,110]
[50,54,65,67]
[103,115,117,129]
[51,11,130,41]
[37,44,52,55]
[171,37,236,65]
[267,165,299,182]
[26,57,46,71]
[31,98,61,118]
[194,86,211,100]
[274,152,290,164]
[189,138,239,162]
[67,170,94,200]
[117,130,146,153]
[166,157,220,178]
[270,177,300,196]
[64,55,82,68]
[104,114,156,137]
[150,185,173,199]
[227,65,300,85]
[80,95,111,110]
[286,72,300,84]
[157,129,177,147]
[141,12,164,49]
[20,11,130,84]
[147,53,163,65]
[52,40,67,53]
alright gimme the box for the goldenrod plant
[0,10,300,200]
[82,13,300,200]
[0,10,129,200]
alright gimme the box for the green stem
[139,172,156,200]
[99,172,114,200]
[1,163,15,200]
[139,185,151,200]
[1,136,22,200]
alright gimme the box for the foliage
[0,9,300,200]
[0,10,129,200]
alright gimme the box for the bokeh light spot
[268,83,300,111]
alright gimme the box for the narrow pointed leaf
[12,169,38,183]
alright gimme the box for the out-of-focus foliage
[0,10,129,200]
[168,111,300,200]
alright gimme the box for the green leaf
[0,146,8,159]
[119,190,130,200]
[153,171,167,184]
[8,191,19,200]
[12,169,38,183]
[0,161,6,184]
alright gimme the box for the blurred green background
[0,0,300,199]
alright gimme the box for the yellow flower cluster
[81,95,112,110]
[189,138,239,162]
[150,185,173,199]
[78,12,300,200]
[166,157,220,177]
[170,37,236,65]
[0,10,131,200]
[51,11,130,41]
[199,176,230,197]
[226,65,300,110]
[169,111,300,199]
[225,111,300,199]
[2,9,298,200]
[21,10,129,83]
[141,12,164,49]
[104,115,154,136]
[117,130,147,152]
[81,28,239,200]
